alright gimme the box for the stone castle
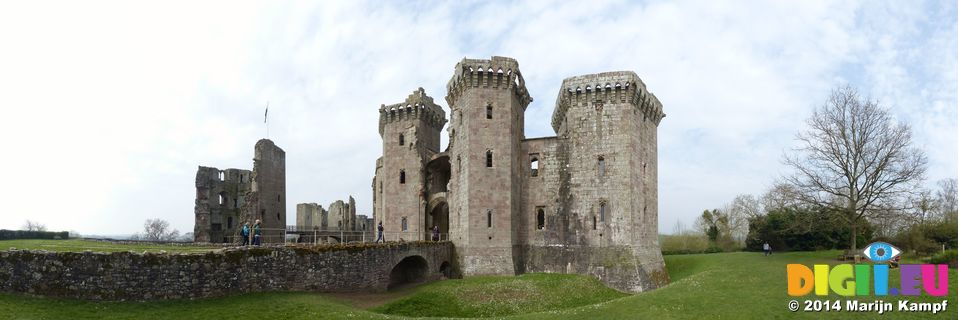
[193,55,668,292]
[372,56,668,292]
[194,139,286,243]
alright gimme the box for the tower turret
[445,56,532,275]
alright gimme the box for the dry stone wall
[0,242,453,301]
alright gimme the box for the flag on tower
[264,102,269,123]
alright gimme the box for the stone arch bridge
[0,241,455,301]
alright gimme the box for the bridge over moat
[0,241,455,301]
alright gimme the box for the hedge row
[0,229,69,240]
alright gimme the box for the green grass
[372,273,628,317]
[0,250,955,319]
[0,239,222,254]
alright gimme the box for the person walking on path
[240,221,251,246]
[763,242,771,256]
[432,225,440,241]
[376,221,385,243]
[253,219,262,246]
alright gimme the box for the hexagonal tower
[445,56,533,275]
[373,88,447,241]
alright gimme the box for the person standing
[432,225,440,241]
[240,221,251,246]
[376,221,384,243]
[763,242,771,256]
[253,219,262,246]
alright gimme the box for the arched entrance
[388,255,429,290]
[428,201,449,240]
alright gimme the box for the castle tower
[374,88,446,241]
[241,139,286,244]
[547,72,668,292]
[445,56,533,275]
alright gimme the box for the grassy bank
[0,239,222,253]
[1,250,955,319]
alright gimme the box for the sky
[1,0,956,236]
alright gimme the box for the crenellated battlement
[445,56,533,109]
[378,87,447,136]
[551,71,665,131]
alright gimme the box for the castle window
[277,194,281,202]
[276,212,281,222]
[599,202,607,222]
[399,134,405,146]
[487,210,493,228]
[218,171,224,180]
[401,217,408,231]
[486,150,493,168]
[486,105,493,119]
[530,155,539,177]
[598,156,606,177]
[233,198,238,208]
[227,216,233,229]
[218,193,227,206]
[240,174,244,182]
[593,216,597,230]
[400,170,406,184]
[536,208,545,230]
[457,155,461,173]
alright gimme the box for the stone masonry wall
[0,242,453,301]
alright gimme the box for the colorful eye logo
[862,242,901,262]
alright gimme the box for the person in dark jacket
[253,219,262,246]
[376,221,385,243]
[241,222,251,246]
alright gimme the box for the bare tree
[937,178,958,221]
[22,220,47,232]
[761,182,801,212]
[142,218,180,241]
[784,86,927,252]
[723,194,761,244]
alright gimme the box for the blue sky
[1,1,956,235]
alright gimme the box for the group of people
[239,219,262,246]
[373,221,443,243]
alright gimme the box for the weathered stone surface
[0,242,453,301]
[372,57,669,293]
[195,139,286,244]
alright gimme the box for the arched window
[399,134,405,146]
[598,156,606,177]
[218,193,227,206]
[487,210,493,228]
[486,150,493,168]
[400,170,406,184]
[486,105,493,119]
[599,202,607,222]
[401,217,408,231]
[536,208,545,230]
[530,155,539,177]
[217,171,225,181]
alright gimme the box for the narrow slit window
[487,210,493,228]
[530,156,539,177]
[486,150,493,167]
[400,170,406,184]
[402,217,408,231]
[593,216,597,230]
[399,134,405,146]
[486,105,493,119]
[218,193,226,206]
[599,202,606,222]
[598,156,606,177]
[536,208,545,230]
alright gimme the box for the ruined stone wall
[0,242,454,301]
[445,56,532,275]
[375,88,446,241]
[518,137,560,249]
[194,167,252,243]
[295,203,326,229]
[242,139,286,244]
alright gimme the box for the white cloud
[0,1,954,235]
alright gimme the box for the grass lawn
[0,239,222,254]
[0,250,955,319]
